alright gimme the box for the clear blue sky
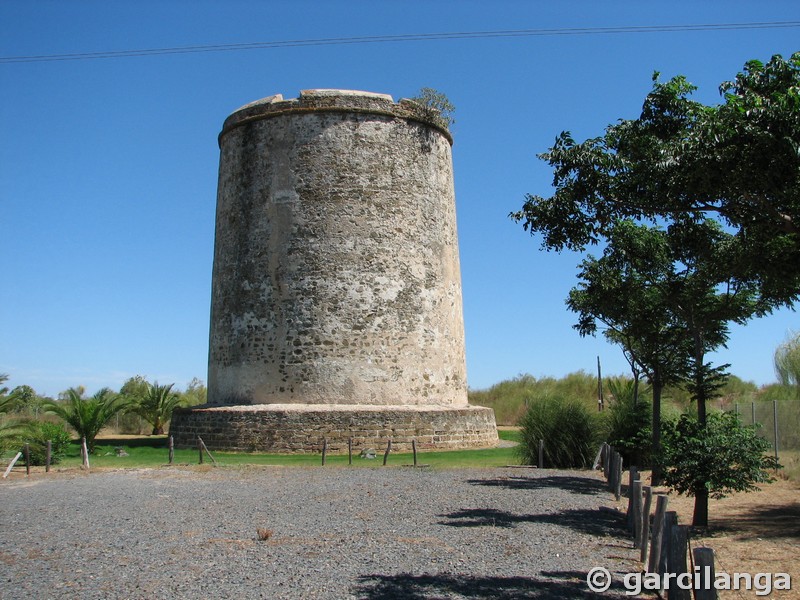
[1,1,798,397]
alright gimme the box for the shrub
[601,377,652,467]
[114,412,146,435]
[408,87,455,129]
[23,421,72,465]
[517,394,597,468]
[661,411,778,526]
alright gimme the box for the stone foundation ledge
[169,404,498,454]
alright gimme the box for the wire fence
[732,400,797,456]
[717,399,800,477]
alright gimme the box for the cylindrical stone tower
[170,89,497,452]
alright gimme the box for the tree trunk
[632,368,642,466]
[692,334,708,426]
[693,487,709,527]
[651,377,663,486]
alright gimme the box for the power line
[2,21,799,64]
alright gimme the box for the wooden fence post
[773,399,779,467]
[614,453,623,501]
[348,437,353,465]
[321,438,328,466]
[639,486,653,563]
[383,439,392,466]
[693,547,718,600]
[23,443,31,477]
[197,437,217,465]
[198,436,203,464]
[659,511,677,578]
[168,436,174,465]
[667,524,691,600]
[648,495,668,574]
[3,452,22,479]
[45,440,52,473]
[592,444,604,471]
[626,466,639,530]
[631,479,643,547]
[603,443,610,479]
[538,439,544,469]
[412,439,418,467]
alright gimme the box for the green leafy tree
[567,220,689,482]
[58,385,85,401]
[43,387,125,453]
[661,411,778,526]
[513,55,793,514]
[119,375,149,401]
[181,377,207,407]
[10,385,44,417]
[128,382,182,435]
[512,53,800,306]
[774,331,800,398]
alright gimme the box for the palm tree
[0,374,12,408]
[0,375,27,453]
[43,387,125,453]
[129,382,182,435]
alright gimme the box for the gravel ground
[0,466,639,599]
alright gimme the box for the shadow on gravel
[438,506,627,538]
[354,572,628,599]
[467,475,607,496]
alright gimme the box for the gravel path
[0,466,639,599]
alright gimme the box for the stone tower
[169,89,497,452]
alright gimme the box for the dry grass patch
[256,527,273,541]
[630,474,800,599]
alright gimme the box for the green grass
[47,430,523,470]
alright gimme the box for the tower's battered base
[169,404,498,453]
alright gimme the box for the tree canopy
[566,218,763,486]
[512,52,800,307]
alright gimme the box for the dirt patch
[618,474,799,599]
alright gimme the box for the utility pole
[597,356,604,412]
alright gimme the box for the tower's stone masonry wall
[169,405,498,453]
[209,90,468,408]
[189,89,499,452]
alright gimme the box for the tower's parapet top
[220,88,451,144]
